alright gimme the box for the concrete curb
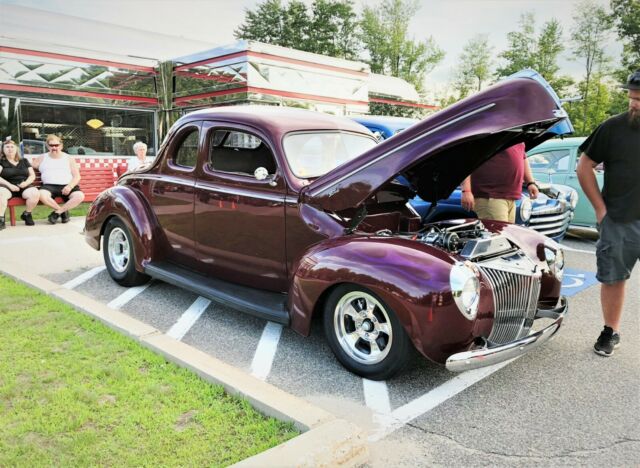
[0,261,369,467]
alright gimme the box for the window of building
[19,102,155,156]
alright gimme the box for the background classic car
[351,114,578,241]
[85,75,568,380]
[527,137,599,228]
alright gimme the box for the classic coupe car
[351,114,578,241]
[527,137,599,228]
[85,76,568,380]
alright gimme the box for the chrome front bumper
[446,297,568,372]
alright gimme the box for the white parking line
[368,359,516,441]
[62,266,106,289]
[363,379,391,414]
[562,246,596,255]
[250,322,283,381]
[107,282,152,309]
[167,296,211,341]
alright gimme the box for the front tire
[103,217,150,287]
[323,284,412,380]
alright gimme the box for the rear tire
[323,284,412,380]
[103,217,150,287]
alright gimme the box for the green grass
[16,202,91,220]
[0,275,298,466]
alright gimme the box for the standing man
[461,142,539,222]
[576,70,640,357]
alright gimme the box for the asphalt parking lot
[1,220,638,467]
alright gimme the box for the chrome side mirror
[254,167,277,186]
[254,167,268,180]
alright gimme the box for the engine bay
[412,219,517,260]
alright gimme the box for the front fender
[288,236,482,363]
[84,186,165,272]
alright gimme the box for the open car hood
[302,75,567,212]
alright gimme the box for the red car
[85,76,568,380]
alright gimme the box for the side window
[174,129,199,168]
[208,130,276,176]
[528,149,570,172]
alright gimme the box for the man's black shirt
[579,112,640,222]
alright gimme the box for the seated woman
[32,135,85,225]
[128,141,149,171]
[0,139,40,229]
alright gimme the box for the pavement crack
[402,423,640,460]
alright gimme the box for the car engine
[417,219,516,260]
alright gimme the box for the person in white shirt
[32,135,85,224]
[128,141,149,171]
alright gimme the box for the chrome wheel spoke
[369,338,382,356]
[365,298,376,318]
[377,322,391,336]
[108,227,130,273]
[342,303,359,320]
[333,290,393,366]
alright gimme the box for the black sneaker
[47,211,59,225]
[0,216,5,231]
[21,211,35,226]
[594,326,621,357]
[60,211,70,224]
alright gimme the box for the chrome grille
[528,206,572,239]
[480,267,541,344]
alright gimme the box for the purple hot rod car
[85,76,568,380]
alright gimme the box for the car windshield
[283,131,377,179]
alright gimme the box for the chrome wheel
[333,291,393,365]
[107,227,130,273]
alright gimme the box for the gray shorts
[596,216,640,284]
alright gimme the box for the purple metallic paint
[303,78,563,210]
[85,78,567,369]
[84,185,166,271]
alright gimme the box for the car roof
[180,105,370,138]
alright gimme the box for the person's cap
[622,70,640,90]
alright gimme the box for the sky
[1,0,621,99]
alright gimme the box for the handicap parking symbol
[561,268,598,297]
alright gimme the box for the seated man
[32,135,85,224]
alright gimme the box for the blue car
[351,105,577,240]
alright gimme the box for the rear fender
[85,186,165,271]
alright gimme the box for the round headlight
[450,263,480,320]
[520,197,532,223]
[569,190,578,209]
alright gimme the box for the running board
[144,261,289,325]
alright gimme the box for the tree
[454,34,493,98]
[360,0,444,92]
[566,75,615,135]
[308,0,360,59]
[571,0,614,133]
[495,12,536,78]
[234,0,287,45]
[234,0,360,59]
[610,0,640,74]
[535,19,572,93]
[496,13,571,95]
